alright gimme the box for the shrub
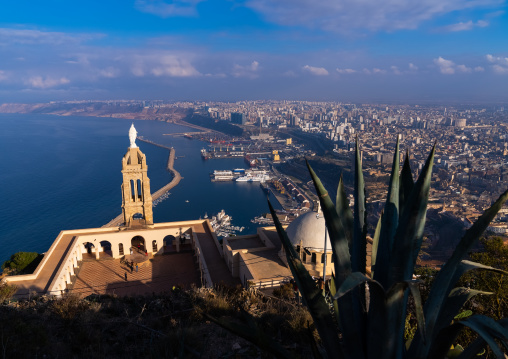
[2,252,43,275]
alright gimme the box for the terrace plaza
[2,125,346,298]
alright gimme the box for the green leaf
[370,210,383,278]
[455,315,508,357]
[456,318,508,358]
[306,161,365,359]
[412,189,508,357]
[336,174,354,251]
[306,160,352,286]
[353,139,367,274]
[328,274,340,325]
[390,143,435,285]
[333,272,384,300]
[399,150,414,220]
[267,199,343,359]
[374,137,400,288]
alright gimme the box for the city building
[231,112,247,125]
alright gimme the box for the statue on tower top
[129,123,138,148]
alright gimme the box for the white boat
[236,174,253,182]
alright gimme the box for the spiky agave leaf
[353,139,368,274]
[333,273,427,359]
[307,160,366,359]
[336,174,354,251]
[428,315,508,359]
[410,188,508,358]
[399,150,414,220]
[457,318,508,358]
[374,137,400,289]
[267,199,343,359]
[370,211,383,278]
[430,260,508,344]
[389,143,435,285]
[306,160,352,286]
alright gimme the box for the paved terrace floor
[71,252,200,297]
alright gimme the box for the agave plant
[264,138,508,359]
[208,138,508,358]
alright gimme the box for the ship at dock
[235,170,270,182]
[210,168,270,182]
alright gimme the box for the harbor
[210,168,271,182]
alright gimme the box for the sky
[0,0,507,103]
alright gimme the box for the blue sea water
[0,113,281,266]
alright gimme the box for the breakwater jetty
[103,138,182,228]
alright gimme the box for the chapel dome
[286,211,332,252]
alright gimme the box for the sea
[0,113,281,266]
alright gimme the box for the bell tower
[121,124,154,227]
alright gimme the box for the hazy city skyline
[1,0,507,103]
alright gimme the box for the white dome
[286,211,332,252]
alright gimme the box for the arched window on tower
[130,180,135,201]
[119,243,124,256]
[152,240,158,252]
[137,179,142,200]
[311,253,317,263]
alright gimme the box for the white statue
[129,123,138,148]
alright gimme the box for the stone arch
[100,241,112,257]
[131,235,145,252]
[163,235,176,253]
[83,242,95,254]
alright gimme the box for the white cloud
[434,57,456,74]
[409,63,418,71]
[336,68,356,74]
[441,20,489,32]
[129,53,200,77]
[456,64,472,73]
[372,68,387,74]
[135,0,204,17]
[26,76,70,89]
[474,66,485,72]
[492,65,508,74]
[302,65,329,76]
[390,66,401,75]
[486,54,508,65]
[99,67,121,78]
[362,68,371,75]
[486,54,508,74]
[151,55,201,77]
[244,0,502,33]
[233,61,260,78]
[0,28,100,45]
[433,57,474,75]
[283,70,297,77]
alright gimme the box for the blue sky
[1,0,507,103]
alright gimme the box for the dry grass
[0,285,316,358]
